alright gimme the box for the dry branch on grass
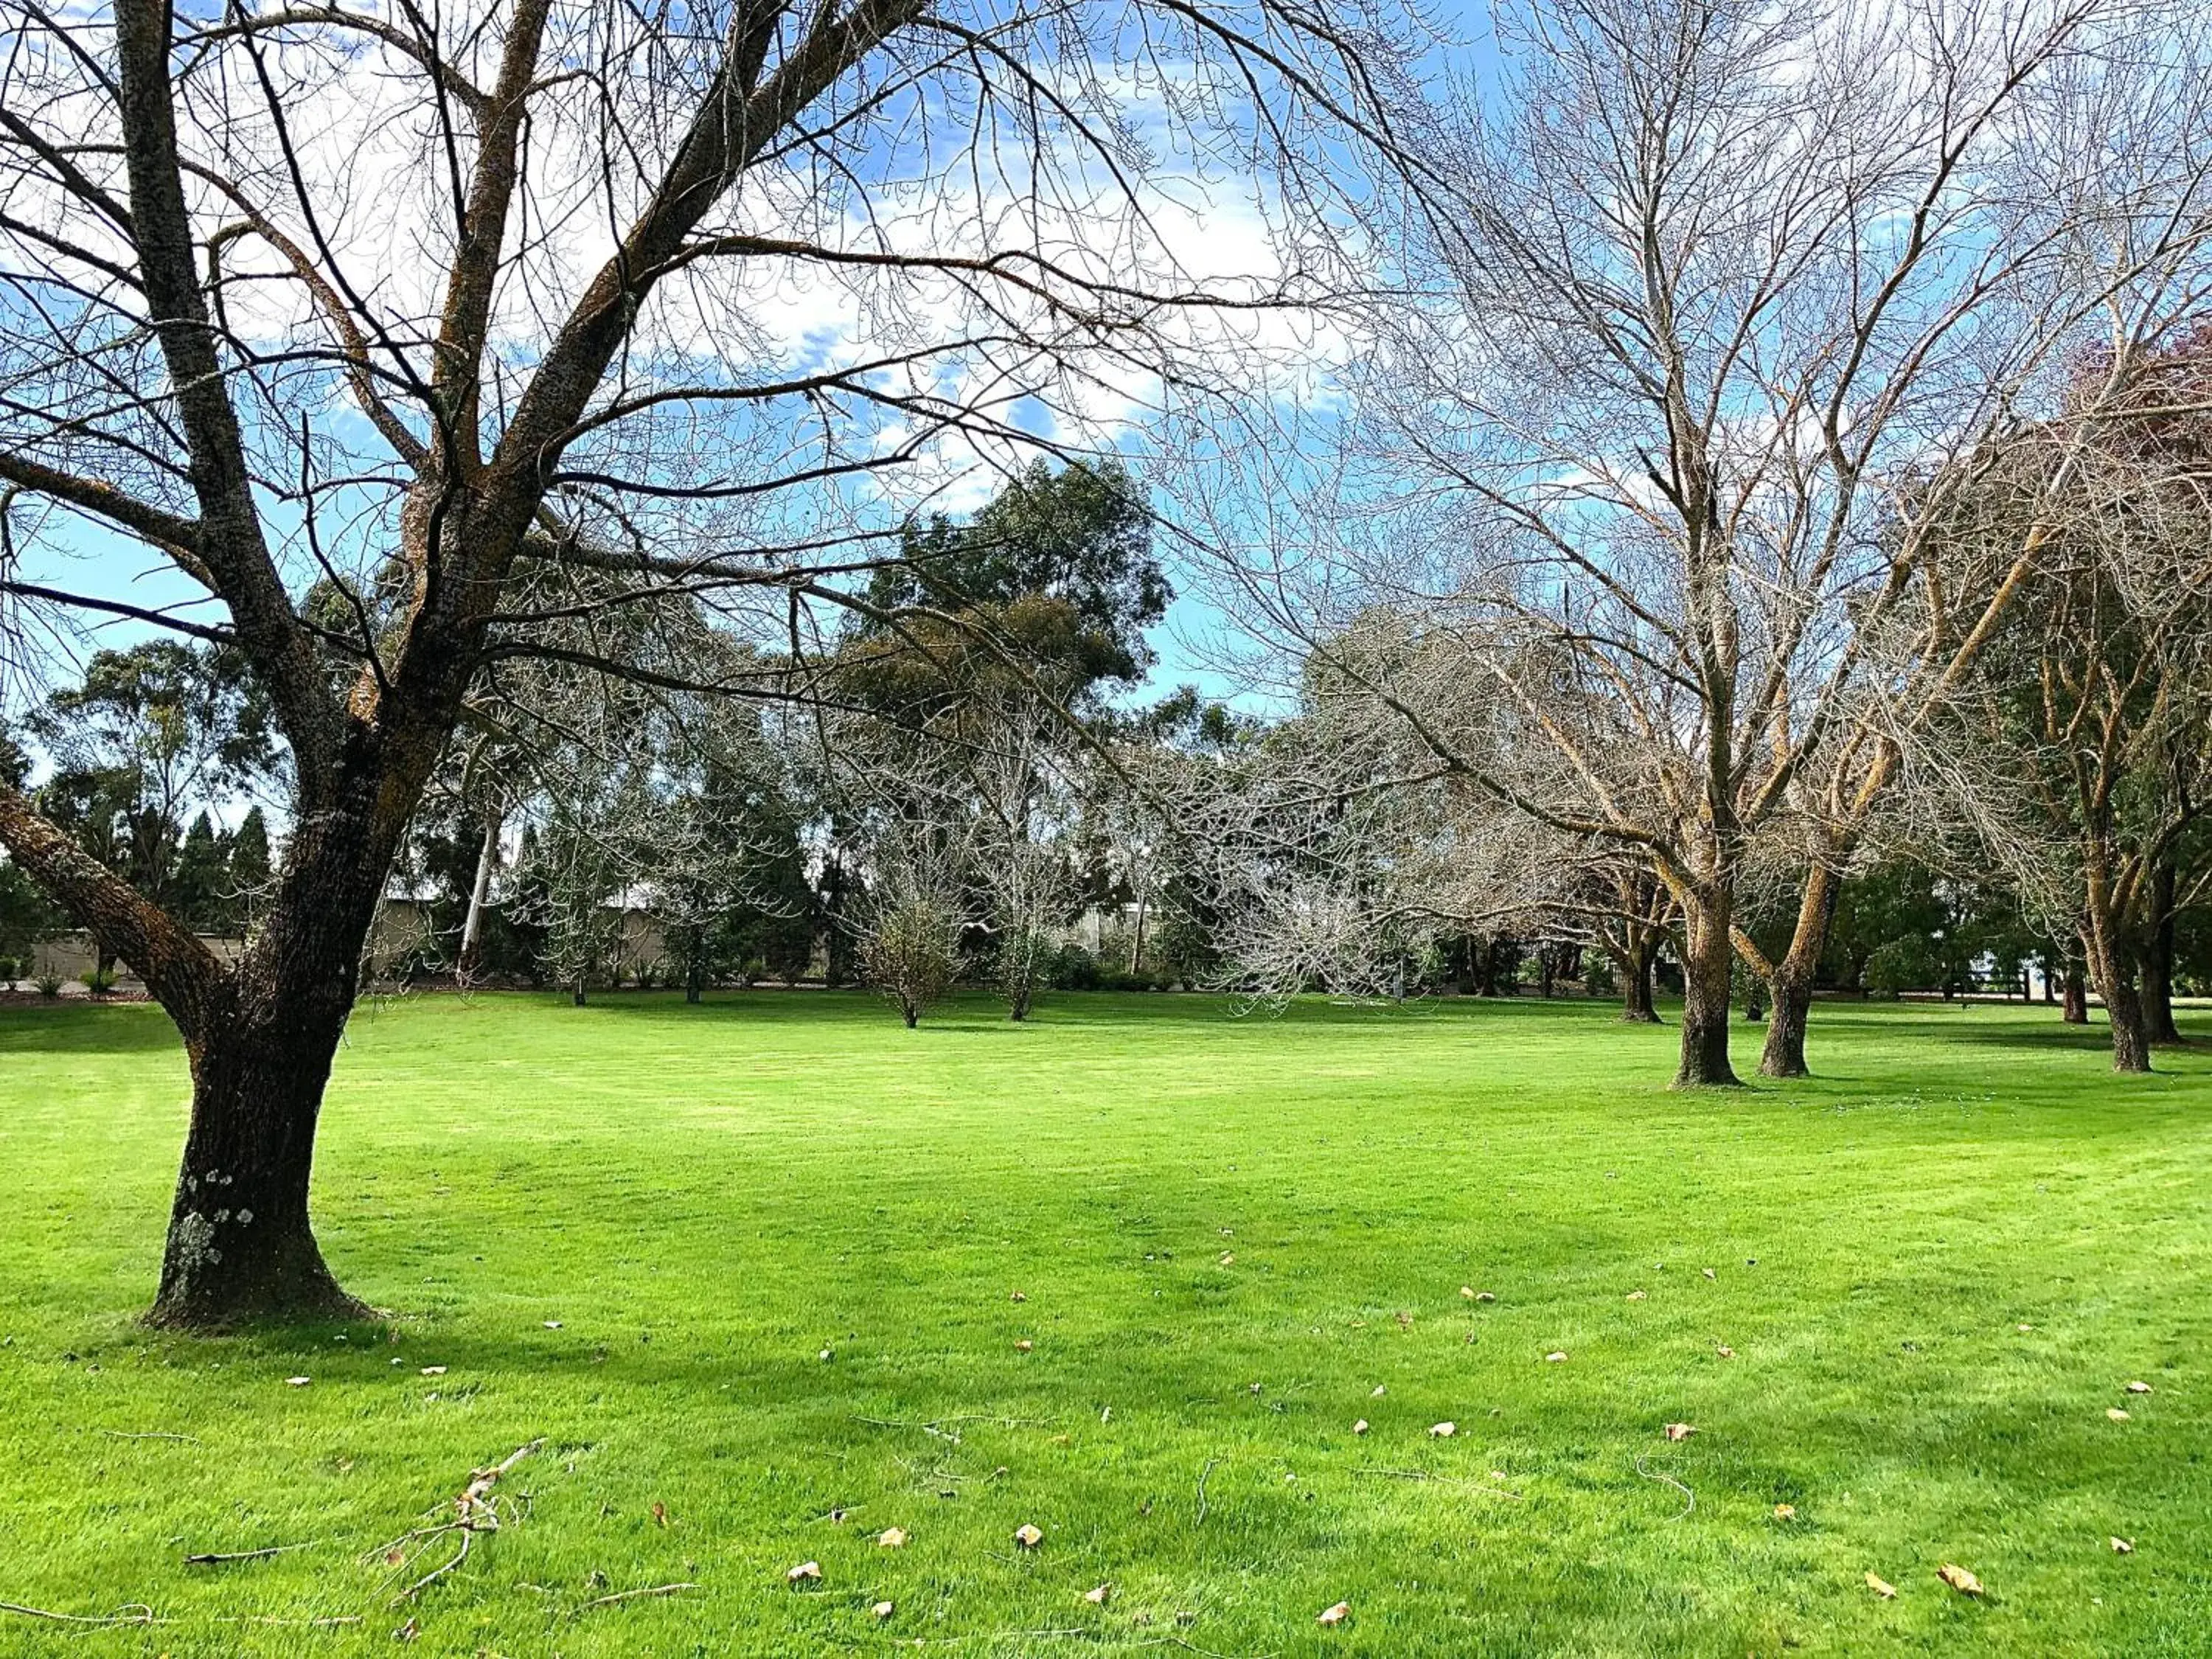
[374,1440,543,1604]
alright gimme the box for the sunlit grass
[1,989,2206,1656]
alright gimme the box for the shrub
[1051,943,1102,991]
[860,897,964,1027]
[35,973,63,999]
[84,964,121,997]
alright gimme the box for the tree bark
[2062,953,2088,1023]
[2145,858,2183,1046]
[1672,888,1741,1088]
[1619,932,1660,1023]
[1759,858,1843,1079]
[150,997,369,1327]
[2083,896,2152,1073]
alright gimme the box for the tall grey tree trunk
[456,810,501,985]
[2145,859,2183,1046]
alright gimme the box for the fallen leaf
[1083,1584,1111,1605]
[1219,1253,1236,1266]
[1014,1340,1034,1353]
[1014,1523,1043,1548]
[872,1600,894,1619]
[543,1320,563,1329]
[2125,1380,2153,1394]
[1475,1291,1497,1303]
[1371,1385,1387,1397]
[2107,1408,2131,1422]
[1865,1572,1896,1599]
[1352,1419,1369,1435]
[1461,1286,1476,1299]
[787,1560,821,1585]
[1318,1601,1350,1627]
[2016,1323,2033,1333]
[877,1527,907,1548]
[1429,1421,1456,1438]
[1703,1268,1717,1281]
[1545,1351,1568,1363]
[1937,1562,1983,1596]
[1716,1346,1736,1359]
[651,1502,669,1528]
[1626,1290,1646,1301]
[1774,1503,1797,1519]
[420,1366,447,1377]
[395,1616,419,1641]
[1010,1291,1027,1303]
[2110,1537,2135,1554]
[1664,1422,1697,1441]
[285,1377,311,1387]
[818,1349,832,1362]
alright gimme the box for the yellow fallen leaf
[2107,1408,2130,1422]
[1461,1286,1476,1299]
[2110,1537,2134,1554]
[2125,1380,2153,1394]
[1545,1351,1568,1363]
[872,1600,894,1619]
[1429,1421,1456,1437]
[419,1366,447,1377]
[1009,1290,1026,1303]
[1626,1290,1646,1301]
[787,1560,821,1585]
[1716,1345,1736,1358]
[1014,1523,1043,1548]
[1318,1601,1350,1626]
[877,1527,907,1548]
[1664,1422,1697,1441]
[1774,1503,1796,1519]
[1371,1385,1387,1397]
[1219,1253,1235,1266]
[285,1377,311,1387]
[1014,1340,1034,1353]
[1475,1291,1496,1303]
[1937,1562,1983,1596]
[1865,1571,1896,1599]
[1703,1267,1717,1280]
[1352,1419,1368,1435]
[1083,1584,1111,1604]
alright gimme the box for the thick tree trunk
[150,1001,369,1327]
[455,812,500,984]
[2145,860,2183,1046]
[1619,933,1660,1023]
[1760,858,1844,1079]
[2083,898,2152,1074]
[2062,945,2089,1023]
[1672,890,1740,1088]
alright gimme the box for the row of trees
[2,0,2208,1324]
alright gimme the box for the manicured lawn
[0,990,2208,1656]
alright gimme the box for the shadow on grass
[0,1001,181,1054]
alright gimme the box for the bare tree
[1205,0,2212,1085]
[0,0,1411,1322]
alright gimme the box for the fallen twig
[0,1600,161,1627]
[376,1439,543,1604]
[574,1582,698,1614]
[185,1540,316,1565]
[1194,1458,1221,1526]
[1634,1456,1694,1519]
[100,1430,200,1444]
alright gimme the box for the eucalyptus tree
[0,0,1406,1324]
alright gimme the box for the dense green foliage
[1,993,2206,1655]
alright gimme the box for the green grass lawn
[1,990,2208,1657]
